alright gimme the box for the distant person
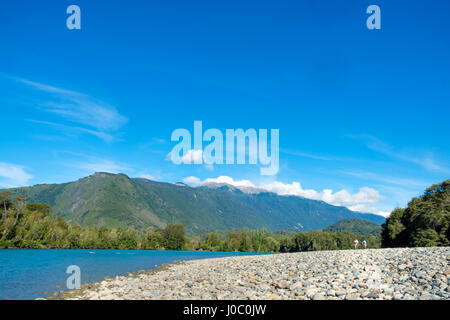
[353,239,359,249]
[362,240,367,249]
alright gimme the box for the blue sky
[1,0,449,216]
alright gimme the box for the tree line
[3,180,448,251]
[0,190,379,252]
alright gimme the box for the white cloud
[182,175,389,216]
[204,176,256,188]
[0,163,32,188]
[16,78,127,141]
[181,175,246,189]
[166,149,202,163]
[260,182,385,214]
[167,149,215,171]
[180,149,204,164]
[182,176,202,185]
[183,176,256,188]
[139,174,155,180]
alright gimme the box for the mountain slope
[7,172,385,235]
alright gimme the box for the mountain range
[6,172,385,236]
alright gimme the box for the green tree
[0,190,12,216]
[189,236,202,250]
[0,191,13,239]
[142,227,164,250]
[161,224,186,250]
[13,195,27,226]
[381,208,406,247]
[203,232,223,250]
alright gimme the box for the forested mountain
[5,172,385,236]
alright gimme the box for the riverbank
[58,247,449,300]
[1,249,268,300]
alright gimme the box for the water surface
[0,249,266,300]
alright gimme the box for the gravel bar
[59,247,450,300]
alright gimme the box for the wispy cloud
[280,148,338,161]
[14,78,127,142]
[0,162,32,188]
[138,138,168,155]
[16,78,76,96]
[348,134,449,173]
[75,159,130,174]
[141,138,167,148]
[28,120,114,142]
[54,151,131,175]
[340,170,430,187]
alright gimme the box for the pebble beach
[58,247,450,300]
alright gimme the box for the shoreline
[53,247,449,300]
[47,252,275,300]
[0,249,270,300]
[49,261,185,300]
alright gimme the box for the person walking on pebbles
[362,240,367,249]
[353,239,359,249]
